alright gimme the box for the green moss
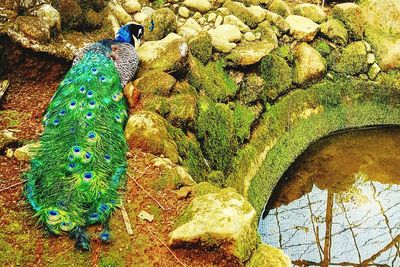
[167,94,197,130]
[239,73,265,105]
[136,70,176,97]
[274,44,294,63]
[167,125,210,182]
[141,95,170,117]
[223,1,260,29]
[173,202,195,229]
[195,97,238,173]
[247,244,291,267]
[226,73,400,216]
[259,54,292,101]
[189,32,212,64]
[233,104,257,143]
[188,56,238,102]
[328,41,368,75]
[207,171,225,187]
[313,39,331,56]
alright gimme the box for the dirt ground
[0,38,241,267]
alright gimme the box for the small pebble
[207,12,216,23]
[198,17,206,25]
[178,6,190,18]
[193,12,202,19]
[244,32,256,41]
[255,32,261,40]
[367,53,375,64]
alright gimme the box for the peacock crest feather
[23,23,144,250]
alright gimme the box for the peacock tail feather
[24,51,129,236]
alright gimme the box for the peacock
[23,23,144,250]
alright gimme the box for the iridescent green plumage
[24,51,129,248]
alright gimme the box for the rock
[14,142,40,161]
[264,10,289,32]
[58,0,83,30]
[207,12,217,22]
[34,4,61,32]
[125,111,179,163]
[260,54,292,101]
[138,210,154,222]
[227,39,277,66]
[286,15,319,42]
[178,6,190,18]
[247,244,291,267]
[134,12,148,23]
[175,186,193,200]
[123,0,141,13]
[0,130,17,150]
[108,0,132,25]
[239,73,265,105]
[209,24,242,42]
[167,94,197,129]
[215,15,223,27]
[320,19,348,46]
[188,31,213,64]
[247,5,265,23]
[329,41,368,75]
[19,0,49,11]
[368,63,381,80]
[333,3,364,40]
[143,8,177,41]
[256,21,279,42]
[224,15,250,32]
[268,0,292,18]
[183,18,202,32]
[16,16,50,43]
[293,42,326,85]
[367,53,375,64]
[361,0,400,70]
[293,3,326,23]
[198,17,206,25]
[223,1,260,29]
[137,33,188,74]
[183,0,211,13]
[208,31,237,53]
[255,32,261,39]
[192,12,202,19]
[178,27,198,39]
[244,32,256,41]
[141,6,155,16]
[6,148,13,158]
[169,187,258,261]
[135,70,176,97]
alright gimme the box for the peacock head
[115,23,144,49]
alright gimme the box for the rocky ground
[1,0,400,266]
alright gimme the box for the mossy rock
[15,16,51,43]
[320,19,348,46]
[188,56,238,102]
[259,54,292,101]
[194,181,221,196]
[141,95,170,117]
[206,171,225,187]
[223,1,261,29]
[169,187,259,262]
[136,70,176,97]
[143,8,177,41]
[188,32,212,64]
[233,103,257,143]
[268,0,292,18]
[247,244,291,267]
[313,39,331,56]
[195,96,238,173]
[167,127,210,182]
[239,73,265,105]
[124,111,179,163]
[332,3,364,40]
[167,94,197,130]
[293,42,326,86]
[328,41,368,75]
[58,0,83,30]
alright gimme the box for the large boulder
[209,24,242,42]
[33,4,61,32]
[135,70,176,97]
[137,33,188,75]
[333,3,364,40]
[361,0,400,70]
[188,32,212,64]
[286,15,319,42]
[247,244,291,267]
[15,16,51,43]
[169,186,259,261]
[293,42,326,85]
[124,111,179,163]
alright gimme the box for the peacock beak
[133,35,141,49]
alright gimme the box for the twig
[127,173,166,210]
[146,225,187,267]
[0,180,26,193]
[121,205,134,235]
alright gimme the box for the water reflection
[259,127,400,266]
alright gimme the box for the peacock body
[23,24,144,250]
